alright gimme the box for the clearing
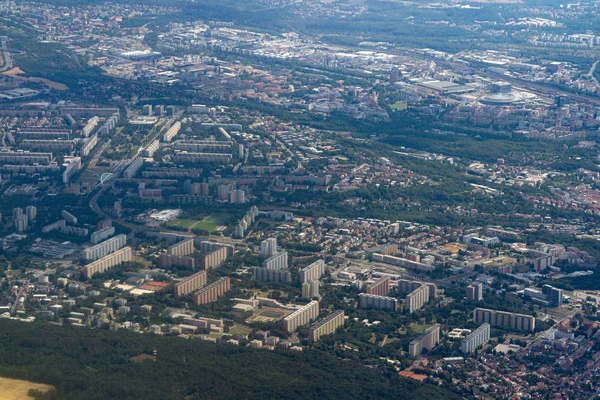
[0,377,54,400]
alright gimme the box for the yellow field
[0,377,54,400]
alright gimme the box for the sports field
[168,214,229,232]
[0,377,54,400]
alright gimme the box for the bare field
[0,377,54,400]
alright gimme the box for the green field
[168,214,230,232]
[228,325,253,335]
[390,101,407,111]
[410,324,429,334]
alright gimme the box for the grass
[410,324,429,334]
[168,214,230,232]
[228,325,253,335]
[0,377,54,400]
[390,101,407,111]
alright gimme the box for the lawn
[410,324,429,334]
[168,219,198,229]
[228,324,253,335]
[168,214,230,232]
[390,101,407,111]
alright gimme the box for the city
[1,0,600,399]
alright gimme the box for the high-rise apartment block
[83,247,133,279]
[26,206,36,221]
[302,280,320,299]
[300,260,325,283]
[90,226,116,244]
[409,324,440,358]
[358,293,398,312]
[309,310,344,342]
[473,308,535,332]
[173,271,208,297]
[405,284,431,313]
[253,268,292,284]
[193,277,230,305]
[83,234,127,261]
[261,238,278,257]
[466,282,483,302]
[366,276,390,296]
[167,238,194,256]
[263,251,288,271]
[283,300,319,332]
[460,323,490,353]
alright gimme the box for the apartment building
[83,234,127,261]
[473,308,535,332]
[460,323,491,353]
[466,282,483,301]
[253,268,292,284]
[409,324,441,358]
[167,238,195,257]
[300,260,325,283]
[173,270,208,297]
[366,276,390,296]
[358,293,398,312]
[283,300,320,332]
[308,310,344,342]
[83,246,133,279]
[192,277,230,305]
[263,251,288,271]
[90,226,116,245]
[405,284,431,313]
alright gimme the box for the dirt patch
[1,67,68,90]
[0,377,55,400]
[1,67,24,76]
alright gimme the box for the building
[159,254,195,269]
[90,226,116,244]
[460,323,491,353]
[473,308,535,332]
[123,157,143,179]
[61,210,77,224]
[173,271,208,297]
[300,260,325,283]
[543,285,564,307]
[405,284,431,313]
[228,190,245,204]
[302,280,320,299]
[308,310,344,342]
[366,276,390,296]
[253,268,292,284]
[26,206,36,221]
[358,293,398,311]
[201,246,229,270]
[466,282,483,301]
[167,238,194,257]
[14,214,28,232]
[283,300,319,332]
[263,251,288,271]
[193,277,230,305]
[83,234,127,261]
[409,324,441,358]
[83,247,133,279]
[261,238,278,257]
[163,121,181,142]
[144,140,160,157]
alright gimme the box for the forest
[0,320,462,400]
